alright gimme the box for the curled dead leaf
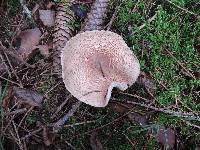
[90,131,103,150]
[13,86,43,107]
[46,1,55,9]
[34,44,51,57]
[128,112,148,126]
[0,54,6,75]
[42,126,55,146]
[14,28,41,61]
[39,10,55,27]
[136,71,156,96]
[108,102,131,113]
[156,128,176,148]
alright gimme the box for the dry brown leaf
[39,10,55,27]
[46,1,55,9]
[42,126,55,146]
[156,128,176,148]
[128,112,148,126]
[12,86,43,107]
[0,54,6,75]
[108,102,130,113]
[90,131,103,150]
[0,81,2,96]
[136,71,156,96]
[14,28,41,61]
[34,44,51,57]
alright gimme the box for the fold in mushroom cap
[61,30,140,107]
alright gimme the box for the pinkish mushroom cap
[61,30,140,107]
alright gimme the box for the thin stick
[166,49,196,79]
[119,92,150,102]
[106,4,121,30]
[126,100,200,121]
[0,76,21,86]
[70,105,143,138]
[123,133,135,148]
[5,108,27,116]
[166,0,200,18]
[44,81,62,97]
[53,101,82,132]
[17,107,34,130]
[3,51,23,88]
[138,13,157,30]
[51,94,72,119]
[184,120,200,130]
[12,121,23,150]
[64,120,96,128]
[20,128,42,140]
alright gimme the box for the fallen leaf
[195,146,200,150]
[194,44,200,55]
[136,72,156,96]
[128,112,148,126]
[12,86,43,107]
[34,44,51,57]
[0,54,6,75]
[90,131,103,150]
[46,1,55,9]
[194,72,200,79]
[108,102,130,113]
[156,128,176,148]
[0,81,2,96]
[39,10,55,27]
[71,4,88,19]
[2,87,13,111]
[42,126,55,146]
[14,28,41,61]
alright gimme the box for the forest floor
[0,0,200,149]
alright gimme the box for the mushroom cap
[61,30,140,107]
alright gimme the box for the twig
[122,133,135,148]
[17,106,34,130]
[119,92,150,102]
[126,100,200,121]
[20,128,42,140]
[51,94,72,119]
[44,81,62,98]
[138,13,157,30]
[64,140,77,150]
[19,0,32,20]
[106,4,121,30]
[12,121,23,150]
[184,120,200,130]
[166,0,200,19]
[3,51,23,88]
[64,120,96,128]
[70,104,145,138]
[0,76,21,87]
[5,108,27,116]
[53,101,82,132]
[166,49,196,79]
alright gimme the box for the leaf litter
[0,0,199,149]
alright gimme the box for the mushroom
[61,30,140,107]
